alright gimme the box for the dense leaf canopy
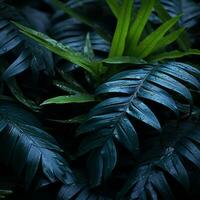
[0,0,200,199]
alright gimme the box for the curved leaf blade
[41,94,95,105]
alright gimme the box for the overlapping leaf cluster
[0,0,200,199]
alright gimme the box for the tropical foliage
[0,0,200,199]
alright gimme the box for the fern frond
[0,102,74,187]
[0,2,54,79]
[117,120,200,199]
[78,62,200,186]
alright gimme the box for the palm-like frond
[161,0,200,29]
[0,2,54,80]
[135,0,200,29]
[58,183,111,200]
[118,165,175,200]
[50,0,110,56]
[51,17,110,53]
[78,62,200,186]
[65,0,97,8]
[0,102,74,187]
[117,121,200,199]
[52,0,112,41]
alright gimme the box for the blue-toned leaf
[78,62,199,186]
[2,50,30,80]
[87,139,117,186]
[0,102,74,187]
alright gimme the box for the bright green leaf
[12,21,103,79]
[103,56,147,65]
[152,28,185,53]
[84,33,95,59]
[109,0,133,57]
[105,0,120,19]
[126,0,156,54]
[148,49,200,62]
[41,94,95,105]
[133,15,181,58]
[154,0,190,50]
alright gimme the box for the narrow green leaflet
[105,0,120,19]
[154,0,171,21]
[149,49,200,62]
[57,69,88,93]
[154,0,190,50]
[109,0,133,57]
[126,0,155,54]
[133,15,180,58]
[152,28,184,53]
[12,22,103,79]
[83,33,95,59]
[103,56,147,65]
[53,80,85,95]
[41,94,95,105]
[52,0,111,41]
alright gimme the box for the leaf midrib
[6,120,55,151]
[109,66,157,135]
